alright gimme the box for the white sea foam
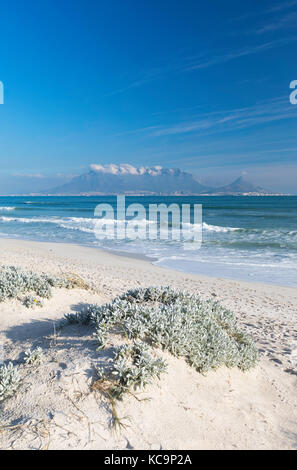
[0,207,16,212]
[0,215,241,233]
[202,223,240,232]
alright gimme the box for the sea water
[0,195,296,287]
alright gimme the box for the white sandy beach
[0,238,296,450]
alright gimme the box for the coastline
[1,233,296,288]
[1,235,297,289]
[0,194,296,288]
[0,237,296,449]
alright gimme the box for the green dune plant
[0,363,21,402]
[0,265,89,307]
[24,347,44,366]
[61,286,258,402]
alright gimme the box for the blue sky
[0,0,297,193]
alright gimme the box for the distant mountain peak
[48,163,209,195]
[233,175,247,183]
[211,175,269,195]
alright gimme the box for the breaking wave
[0,207,16,212]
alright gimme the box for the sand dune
[0,239,296,450]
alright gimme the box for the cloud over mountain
[89,163,164,176]
[47,164,210,195]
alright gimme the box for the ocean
[0,195,296,287]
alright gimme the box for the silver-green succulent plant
[23,295,44,308]
[60,286,258,401]
[24,347,44,366]
[0,265,85,307]
[0,362,21,402]
[85,287,258,373]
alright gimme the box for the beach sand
[0,238,296,450]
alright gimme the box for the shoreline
[0,237,296,449]
[0,234,157,264]
[0,235,295,289]
[0,193,296,289]
[0,193,293,196]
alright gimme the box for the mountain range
[210,176,268,195]
[46,164,270,196]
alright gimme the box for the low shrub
[23,296,44,308]
[24,347,44,366]
[0,362,21,402]
[0,265,88,307]
[85,287,258,373]
[61,286,258,400]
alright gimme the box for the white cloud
[90,163,164,176]
[13,172,76,179]
[232,0,297,21]
[150,97,296,137]
[184,38,297,70]
[253,12,297,35]
[103,36,297,97]
[13,173,46,178]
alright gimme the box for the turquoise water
[0,195,296,286]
